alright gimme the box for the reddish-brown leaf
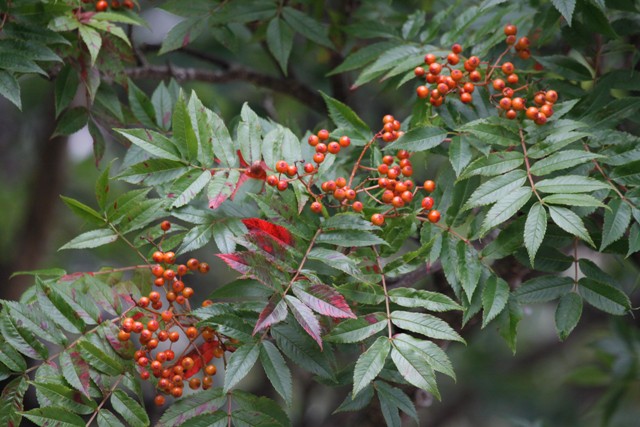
[242,218,294,246]
[177,341,218,379]
[292,282,356,319]
[285,295,323,349]
[216,253,252,275]
[253,297,288,335]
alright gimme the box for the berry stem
[347,133,380,188]
[281,228,322,297]
[108,222,151,264]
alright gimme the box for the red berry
[460,92,472,103]
[414,66,426,77]
[328,142,341,154]
[499,97,512,110]
[423,180,436,192]
[504,24,517,36]
[416,85,429,99]
[310,202,322,213]
[96,0,108,11]
[339,136,351,147]
[447,53,459,65]
[382,114,395,124]
[428,63,442,75]
[421,197,434,210]
[352,201,363,212]
[266,175,278,186]
[186,258,199,270]
[154,395,165,406]
[152,251,164,263]
[303,163,315,173]
[317,129,330,140]
[286,165,298,176]
[512,97,525,110]
[371,214,385,226]
[277,180,288,191]
[492,79,506,91]
[545,90,558,103]
[424,54,437,64]
[506,109,517,120]
[526,106,539,120]
[451,43,462,54]
[198,262,210,273]
[313,152,325,164]
[315,143,327,153]
[275,160,288,173]
[501,62,515,75]
[308,135,319,146]
[507,73,519,85]
[163,251,176,264]
[160,220,171,231]
[427,210,441,223]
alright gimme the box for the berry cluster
[85,0,134,12]
[117,221,226,404]
[264,115,441,226]
[414,24,558,125]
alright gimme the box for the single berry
[308,135,319,146]
[199,262,210,273]
[451,43,463,54]
[328,142,341,154]
[96,0,108,11]
[277,180,288,191]
[504,24,517,36]
[310,202,322,213]
[317,129,330,140]
[313,152,325,164]
[506,109,517,120]
[152,251,164,263]
[545,90,558,103]
[154,395,165,406]
[266,175,278,186]
[303,163,315,173]
[423,180,436,192]
[492,79,506,91]
[414,66,426,77]
[512,97,525,110]
[416,85,429,99]
[371,214,385,226]
[428,63,442,75]
[499,97,512,110]
[424,54,437,64]
[427,210,441,223]
[275,160,288,174]
[460,92,472,103]
[339,136,351,147]
[525,106,539,120]
[469,70,482,82]
[421,197,434,210]
[352,201,363,212]
[163,252,176,264]
[507,73,519,84]
[186,258,199,270]
[501,62,515,75]
[447,53,459,65]
[160,220,171,231]
[286,165,297,176]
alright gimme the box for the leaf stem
[348,132,381,188]
[372,246,393,340]
[85,374,124,427]
[281,228,322,297]
[519,127,543,202]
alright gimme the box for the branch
[124,64,326,113]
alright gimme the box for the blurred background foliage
[0,0,639,426]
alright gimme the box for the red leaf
[285,295,323,349]
[253,297,288,335]
[217,253,252,274]
[242,218,294,246]
[176,341,218,379]
[237,150,249,167]
[229,172,250,201]
[292,282,356,319]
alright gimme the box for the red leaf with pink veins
[285,295,323,348]
[216,253,252,274]
[292,282,356,319]
[242,218,294,246]
[253,297,288,335]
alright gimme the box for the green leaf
[458,152,524,180]
[498,297,523,354]
[272,323,335,380]
[0,70,21,110]
[317,230,387,247]
[388,288,461,312]
[97,409,125,427]
[159,17,208,54]
[31,382,96,415]
[463,169,527,210]
[266,18,294,75]
[529,150,602,176]
[482,276,509,328]
[542,193,606,208]
[52,107,89,137]
[375,381,419,424]
[320,92,371,139]
[579,278,630,315]
[172,92,199,161]
[384,126,447,152]
[322,213,380,231]
[209,110,237,167]
[551,0,576,25]
[232,390,290,426]
[308,248,365,280]
[600,198,631,250]
[281,6,333,48]
[59,228,117,250]
[535,175,609,193]
[524,202,547,265]
[449,136,473,177]
[171,170,211,208]
[334,386,374,413]
[480,186,531,236]
[237,103,263,163]
[22,407,84,427]
[95,161,112,212]
[390,311,464,343]
[111,390,149,427]
[555,292,582,341]
[353,336,390,398]
[458,118,519,146]
[117,159,188,185]
[0,337,27,371]
[223,342,260,392]
[610,160,640,185]
[324,315,387,343]
[548,206,594,247]
[115,128,181,161]
[0,313,46,359]
[628,224,640,257]
[527,131,591,159]
[394,334,455,380]
[390,343,440,399]
[156,388,226,427]
[260,341,292,406]
[60,196,105,226]
[354,45,420,87]
[127,80,157,128]
[55,65,80,117]
[78,25,102,66]
[513,275,573,303]
[328,41,396,75]
[77,340,123,375]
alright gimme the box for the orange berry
[198,262,210,273]
[205,364,217,376]
[526,107,539,120]
[152,251,164,263]
[371,214,385,226]
[421,197,434,210]
[352,201,363,212]
[310,202,322,213]
[416,85,429,99]
[424,54,437,64]
[308,134,319,146]
[160,221,171,231]
[451,43,462,54]
[545,90,558,103]
[504,24,517,36]
[501,62,515,75]
[317,129,330,140]
[427,210,441,223]
[423,180,436,192]
[460,92,472,103]
[339,136,351,147]
[154,395,165,406]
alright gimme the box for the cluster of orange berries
[266,129,351,192]
[117,221,223,404]
[414,24,558,125]
[84,0,134,12]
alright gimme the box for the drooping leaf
[78,25,102,65]
[77,340,123,376]
[579,278,630,315]
[535,175,609,194]
[555,292,582,341]
[394,334,456,380]
[600,198,631,250]
[260,341,292,406]
[54,65,78,116]
[551,0,576,25]
[223,342,260,392]
[375,381,419,423]
[282,6,333,48]
[285,295,323,348]
[59,350,91,398]
[458,152,524,180]
[481,275,510,328]
[253,297,288,335]
[62,195,104,226]
[115,128,181,161]
[0,376,28,426]
[0,312,48,359]
[272,323,335,380]
[127,80,157,128]
[529,150,602,176]
[31,382,96,415]
[52,107,89,137]
[334,385,374,413]
[22,407,84,427]
[462,169,527,210]
[172,92,199,161]
[156,387,226,427]
[390,343,440,399]
[524,202,547,265]
[480,186,531,236]
[353,336,390,396]
[320,92,371,140]
[171,170,211,208]
[498,297,523,354]
[159,16,209,54]
[97,409,125,427]
[548,205,595,247]
[266,18,294,75]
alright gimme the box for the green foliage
[0,0,638,426]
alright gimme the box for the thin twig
[85,374,124,426]
[372,246,393,339]
[519,127,543,202]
